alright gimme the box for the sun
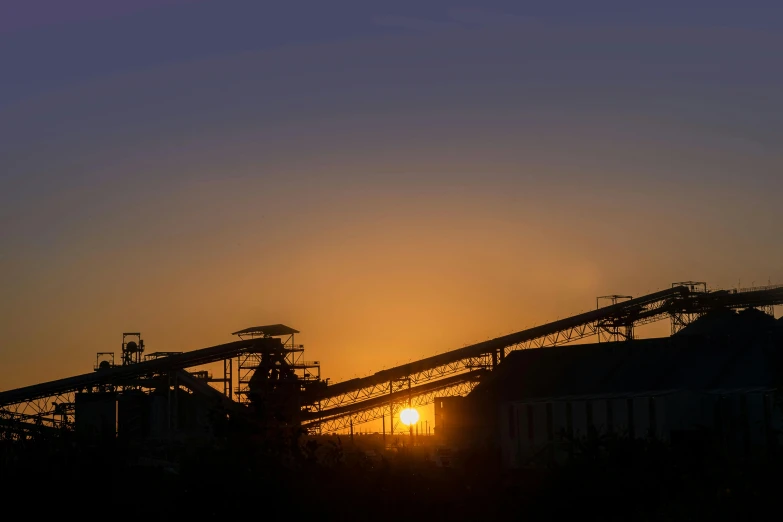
[399,407,420,426]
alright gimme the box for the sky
[1,1,783,430]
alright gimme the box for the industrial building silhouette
[438,309,783,465]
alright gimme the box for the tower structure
[232,324,324,427]
[596,295,633,342]
[121,333,144,366]
[669,282,708,334]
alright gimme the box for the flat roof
[231,324,299,337]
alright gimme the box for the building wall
[499,389,781,469]
[435,396,470,443]
[148,390,214,441]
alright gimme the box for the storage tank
[75,392,117,441]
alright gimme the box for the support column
[389,380,394,437]
[408,378,413,442]
[223,358,233,399]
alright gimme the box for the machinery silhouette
[1,281,782,439]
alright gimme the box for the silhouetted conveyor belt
[0,337,282,407]
[175,369,254,420]
[311,287,688,400]
[3,284,781,416]
[301,370,486,425]
[311,285,783,402]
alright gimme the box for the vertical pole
[350,417,354,443]
[389,380,394,437]
[172,372,178,435]
[408,378,413,443]
[223,358,233,400]
[225,358,229,399]
[167,373,172,437]
[382,411,386,446]
[596,297,600,343]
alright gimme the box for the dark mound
[675,307,777,339]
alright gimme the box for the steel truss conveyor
[306,283,783,432]
[0,337,282,427]
[2,282,781,435]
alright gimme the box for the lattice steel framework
[317,354,494,411]
[596,295,634,342]
[1,391,76,427]
[668,282,708,334]
[0,410,66,440]
[305,283,783,432]
[314,379,480,433]
[4,283,783,436]
[234,329,321,404]
[0,337,279,435]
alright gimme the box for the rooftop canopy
[231,324,299,337]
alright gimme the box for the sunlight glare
[400,407,420,426]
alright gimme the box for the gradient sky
[2,1,782,429]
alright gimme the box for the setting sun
[399,408,420,426]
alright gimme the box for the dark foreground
[3,432,781,521]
